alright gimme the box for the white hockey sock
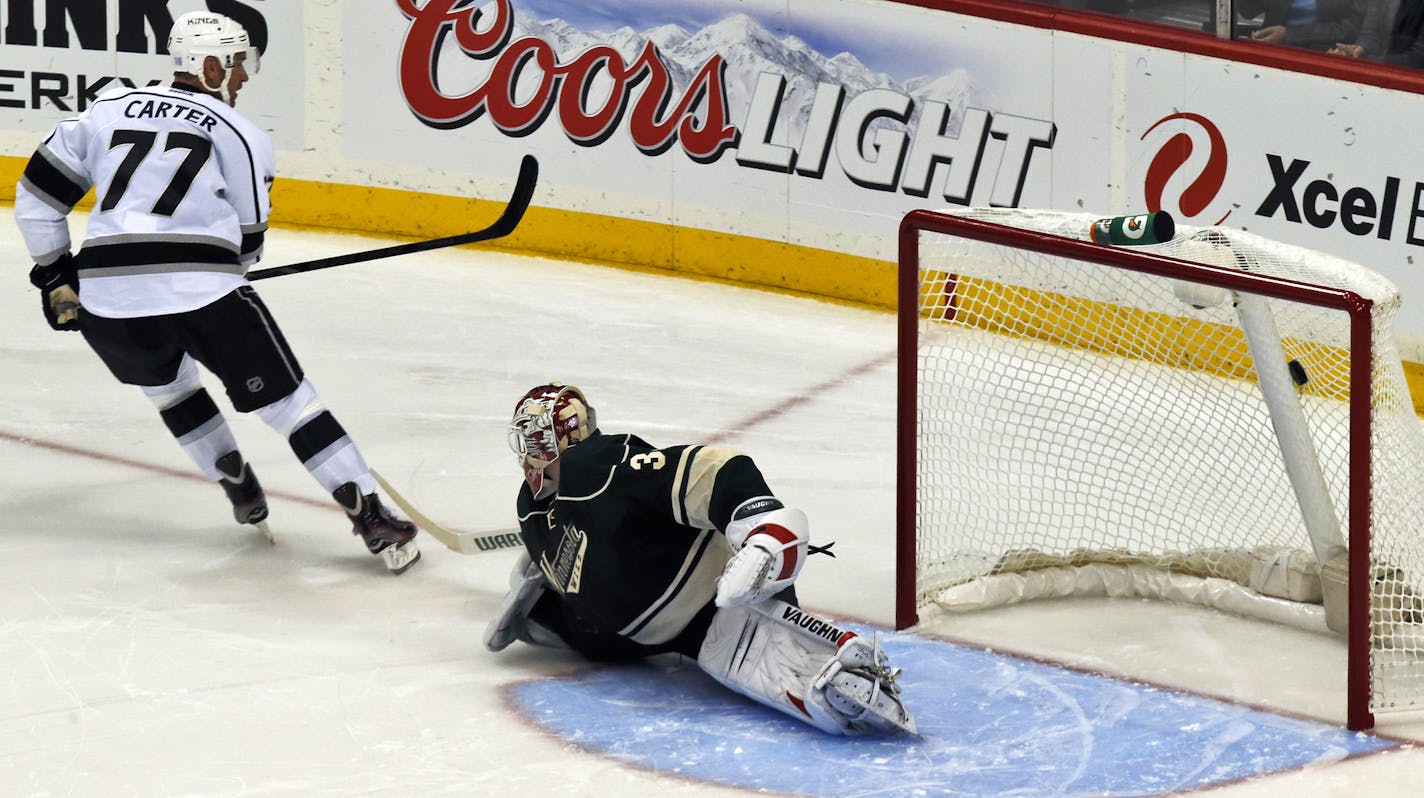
[146,356,238,481]
[254,379,375,495]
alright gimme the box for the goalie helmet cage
[895,207,1424,731]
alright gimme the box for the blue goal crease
[509,628,1399,798]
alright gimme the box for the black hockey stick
[247,154,539,282]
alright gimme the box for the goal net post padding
[896,207,1424,730]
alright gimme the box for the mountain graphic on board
[509,12,991,138]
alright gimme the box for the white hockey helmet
[168,11,260,88]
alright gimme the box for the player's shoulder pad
[555,432,630,497]
[619,442,749,478]
[684,444,749,469]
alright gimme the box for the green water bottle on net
[1089,210,1175,245]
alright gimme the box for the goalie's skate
[813,634,918,736]
[215,451,274,544]
[333,482,421,575]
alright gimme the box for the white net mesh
[907,207,1424,718]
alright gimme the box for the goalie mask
[168,12,260,104]
[508,384,597,499]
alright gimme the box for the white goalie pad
[812,633,917,736]
[716,500,810,607]
[484,551,567,652]
[696,599,916,735]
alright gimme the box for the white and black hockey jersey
[14,83,274,318]
[515,432,779,657]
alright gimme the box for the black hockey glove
[29,254,81,331]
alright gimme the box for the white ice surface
[2,206,1422,797]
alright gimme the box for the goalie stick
[370,469,524,556]
[246,154,539,282]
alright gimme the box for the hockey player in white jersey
[13,12,419,574]
[486,383,916,735]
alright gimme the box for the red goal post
[895,207,1424,730]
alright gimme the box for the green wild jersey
[516,431,776,653]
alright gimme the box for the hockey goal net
[896,207,1424,730]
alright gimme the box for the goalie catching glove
[29,254,80,331]
[715,497,809,607]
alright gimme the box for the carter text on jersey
[124,98,219,132]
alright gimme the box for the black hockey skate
[215,451,273,544]
[333,482,421,575]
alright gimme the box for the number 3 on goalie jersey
[629,452,666,471]
[101,129,213,215]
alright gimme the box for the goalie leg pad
[813,634,917,736]
[697,602,848,734]
[484,551,552,652]
[696,600,916,735]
